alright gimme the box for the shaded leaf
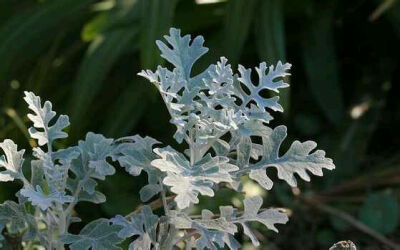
[223,0,257,65]
[0,201,36,237]
[255,0,289,113]
[359,193,399,234]
[237,196,288,246]
[0,139,24,182]
[61,218,123,250]
[20,185,73,211]
[302,4,344,125]
[111,206,159,249]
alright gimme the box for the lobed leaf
[236,61,291,113]
[111,206,159,249]
[23,91,70,146]
[0,201,37,237]
[156,27,208,81]
[112,136,163,202]
[152,146,238,209]
[61,218,123,250]
[0,139,24,182]
[236,196,288,246]
[20,185,74,211]
[237,125,335,189]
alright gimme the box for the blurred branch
[301,195,400,250]
[3,108,36,147]
[321,164,400,196]
[369,0,397,21]
[125,194,176,218]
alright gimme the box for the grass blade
[223,0,257,66]
[301,4,344,125]
[255,0,290,114]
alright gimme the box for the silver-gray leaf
[0,139,24,182]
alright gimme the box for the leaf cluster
[0,28,334,249]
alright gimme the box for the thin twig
[301,196,400,250]
[159,178,170,216]
[125,195,176,219]
[172,232,198,246]
[321,170,400,196]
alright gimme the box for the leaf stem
[159,177,169,216]
[172,232,197,246]
[189,129,195,165]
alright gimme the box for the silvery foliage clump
[0,28,335,249]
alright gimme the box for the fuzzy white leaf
[113,136,163,201]
[61,219,123,250]
[245,125,335,188]
[237,196,288,246]
[20,185,74,211]
[152,146,238,209]
[111,206,158,249]
[0,201,37,237]
[236,61,291,113]
[0,139,24,182]
[169,209,240,250]
[155,27,208,81]
[24,91,69,146]
[78,132,115,180]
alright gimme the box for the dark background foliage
[0,0,399,249]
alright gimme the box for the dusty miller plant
[0,28,335,249]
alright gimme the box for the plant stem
[159,178,169,216]
[64,177,84,216]
[189,129,195,165]
[198,130,227,158]
[125,195,176,219]
[172,232,197,246]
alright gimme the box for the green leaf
[301,4,344,125]
[0,139,24,182]
[223,0,257,66]
[61,218,123,250]
[98,0,176,136]
[81,13,109,42]
[69,28,138,133]
[255,0,289,113]
[139,0,177,68]
[359,193,399,234]
[0,0,93,79]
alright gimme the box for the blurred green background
[0,0,400,249]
